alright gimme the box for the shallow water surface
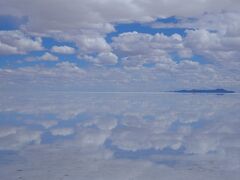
[0,92,239,180]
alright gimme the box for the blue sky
[0,0,239,91]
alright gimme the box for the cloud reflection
[0,92,239,179]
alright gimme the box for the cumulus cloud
[1,0,239,61]
[150,12,240,70]
[51,45,75,54]
[97,52,118,65]
[77,35,112,54]
[0,30,43,55]
[184,29,240,68]
[83,52,118,65]
[112,32,183,55]
[112,32,192,68]
[0,0,239,91]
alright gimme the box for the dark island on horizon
[173,88,235,94]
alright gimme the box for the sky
[0,0,240,91]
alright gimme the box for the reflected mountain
[0,92,239,180]
[174,88,235,93]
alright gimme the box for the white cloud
[183,134,220,154]
[83,52,118,65]
[0,30,43,55]
[1,0,239,60]
[77,35,112,54]
[152,12,240,37]
[51,45,75,54]
[112,32,184,56]
[184,29,240,69]
[55,61,86,75]
[0,59,239,91]
[111,32,191,68]
[0,1,239,91]
[39,120,58,129]
[74,127,111,147]
[97,52,118,65]
[39,52,59,61]
[26,52,59,62]
[0,41,18,55]
[0,126,41,150]
[81,117,118,130]
[0,127,17,138]
[25,120,58,129]
[1,1,239,31]
[150,12,240,69]
[50,128,74,136]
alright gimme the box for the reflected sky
[0,92,239,180]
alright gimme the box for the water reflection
[0,92,239,180]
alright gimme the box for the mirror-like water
[0,92,239,180]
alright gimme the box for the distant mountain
[173,89,235,93]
